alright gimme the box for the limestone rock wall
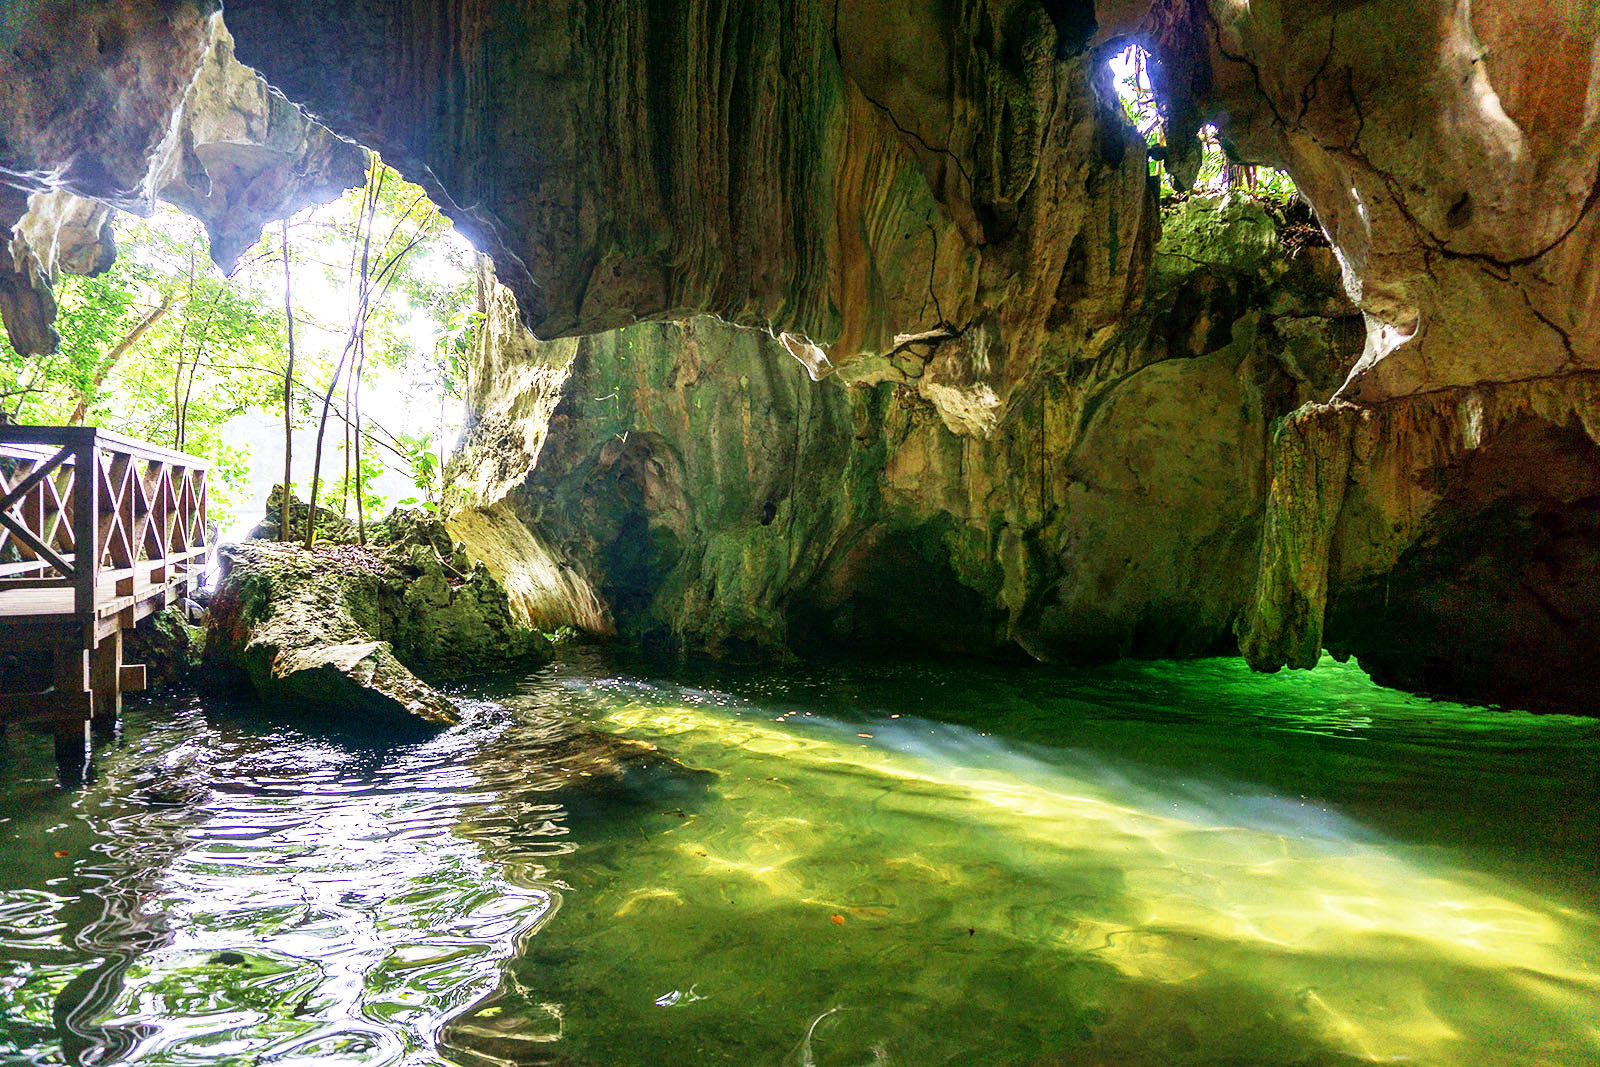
[452,196,1364,661]
[1243,378,1600,710]
[1,0,214,354]
[0,1,217,210]
[152,21,370,274]
[0,5,366,354]
[0,191,116,355]
[1114,0,1600,404]
[223,0,1155,437]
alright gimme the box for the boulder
[125,606,206,690]
[207,497,553,723]
[248,485,358,543]
[204,541,459,725]
[365,508,555,677]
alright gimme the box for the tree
[0,160,477,534]
[280,218,298,542]
[67,291,174,425]
[301,159,459,547]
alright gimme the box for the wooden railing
[0,426,211,622]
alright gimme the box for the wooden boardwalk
[0,426,209,781]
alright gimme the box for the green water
[1,652,1595,1066]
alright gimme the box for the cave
[0,2,1597,1063]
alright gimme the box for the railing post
[72,430,98,635]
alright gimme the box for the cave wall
[222,0,1154,438]
[1098,0,1600,402]
[219,0,1599,407]
[0,3,366,354]
[1241,376,1600,711]
[5,0,1598,709]
[1143,0,1600,708]
[451,197,1365,662]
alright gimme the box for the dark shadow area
[1327,417,1600,713]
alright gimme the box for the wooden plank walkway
[0,425,210,782]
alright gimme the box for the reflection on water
[0,652,1596,1065]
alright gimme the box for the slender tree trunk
[69,293,175,425]
[307,167,381,549]
[171,247,195,448]
[176,290,226,450]
[280,219,298,542]
[353,334,367,545]
[340,368,352,518]
[305,343,354,550]
[437,385,446,506]
[178,343,202,448]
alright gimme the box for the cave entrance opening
[1106,42,1299,202]
[0,161,480,552]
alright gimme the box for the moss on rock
[125,606,206,690]
[206,504,554,723]
[204,540,459,724]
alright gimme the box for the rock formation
[206,540,460,724]
[5,1,1597,711]
[2,0,214,355]
[152,21,369,274]
[124,606,207,691]
[249,485,360,544]
[205,504,553,723]
[1110,0,1600,708]
[1097,0,1600,403]
[450,197,1363,661]
[223,0,1154,437]
[0,3,365,354]
[214,0,1600,711]
[0,192,117,356]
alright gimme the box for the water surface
[1,652,1595,1065]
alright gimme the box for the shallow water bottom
[1,651,1596,1066]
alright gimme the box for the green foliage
[0,159,477,532]
[332,444,387,522]
[1112,43,1300,204]
[398,431,442,505]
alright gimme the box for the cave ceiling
[2,0,1596,406]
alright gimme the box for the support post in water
[0,425,209,785]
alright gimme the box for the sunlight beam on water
[589,699,1600,1067]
